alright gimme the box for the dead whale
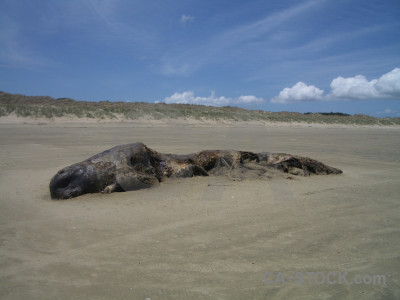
[49,142,342,199]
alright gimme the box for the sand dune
[0,122,399,299]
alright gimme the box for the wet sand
[0,123,399,299]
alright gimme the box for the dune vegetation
[1,91,399,125]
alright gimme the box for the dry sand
[0,122,399,299]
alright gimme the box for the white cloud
[271,82,324,103]
[378,108,396,114]
[330,68,400,100]
[376,108,400,116]
[237,95,263,104]
[330,75,378,99]
[165,68,400,107]
[271,68,400,103]
[160,63,191,76]
[373,68,400,98]
[164,91,264,106]
[180,14,194,24]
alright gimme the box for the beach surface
[0,122,399,299]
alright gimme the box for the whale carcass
[50,142,342,199]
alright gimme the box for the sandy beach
[0,122,399,299]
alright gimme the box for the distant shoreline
[1,91,399,126]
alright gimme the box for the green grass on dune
[1,91,399,126]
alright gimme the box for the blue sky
[1,0,399,117]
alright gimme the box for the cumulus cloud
[162,69,399,107]
[164,91,264,106]
[271,82,324,104]
[330,75,378,99]
[375,68,400,97]
[330,68,400,99]
[271,68,400,103]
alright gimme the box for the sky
[1,0,400,117]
